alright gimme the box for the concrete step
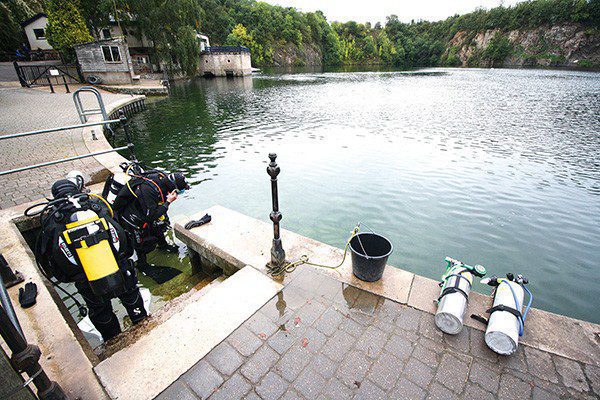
[94,266,282,400]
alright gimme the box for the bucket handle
[355,222,376,259]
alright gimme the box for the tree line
[2,0,599,70]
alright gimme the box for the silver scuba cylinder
[435,257,486,335]
[435,266,473,334]
[485,279,524,355]
[106,172,129,205]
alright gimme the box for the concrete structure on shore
[200,47,252,77]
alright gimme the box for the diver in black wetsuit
[112,171,190,283]
[35,179,147,342]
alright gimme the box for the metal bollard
[267,153,286,270]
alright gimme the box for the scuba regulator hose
[502,280,534,336]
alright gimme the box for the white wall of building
[23,16,53,50]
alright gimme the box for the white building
[21,13,53,51]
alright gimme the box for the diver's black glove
[184,214,212,230]
[19,282,38,308]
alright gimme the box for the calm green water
[119,68,600,323]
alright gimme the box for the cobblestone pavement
[156,268,599,400]
[0,85,132,208]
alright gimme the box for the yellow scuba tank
[62,210,125,297]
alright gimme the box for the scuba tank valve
[481,273,533,355]
[435,257,486,335]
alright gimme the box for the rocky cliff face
[447,23,600,68]
[271,42,322,67]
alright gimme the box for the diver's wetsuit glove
[18,282,38,308]
[184,214,212,230]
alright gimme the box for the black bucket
[349,232,393,282]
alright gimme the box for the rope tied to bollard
[267,225,362,277]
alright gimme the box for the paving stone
[530,377,567,398]
[314,308,344,335]
[294,366,326,398]
[336,351,372,388]
[385,333,414,361]
[321,330,356,362]
[371,315,395,333]
[319,378,353,400]
[355,325,389,359]
[338,316,364,337]
[260,295,295,324]
[281,389,303,400]
[243,390,262,400]
[395,306,422,332]
[418,312,444,340]
[228,326,264,357]
[584,363,600,394]
[352,291,381,315]
[497,348,527,374]
[209,373,251,400]
[403,357,434,389]
[182,360,224,399]
[463,383,494,400]
[267,327,298,355]
[468,360,500,393]
[296,300,327,326]
[427,382,458,400]
[206,341,245,376]
[532,386,561,400]
[443,327,470,351]
[275,346,313,382]
[245,312,279,338]
[498,373,532,400]
[311,354,338,380]
[300,326,327,353]
[256,372,288,400]
[347,309,373,326]
[553,356,589,393]
[241,345,280,384]
[524,346,559,384]
[435,352,470,393]
[390,377,426,400]
[155,381,198,400]
[367,352,403,390]
[469,329,499,364]
[411,342,438,369]
[353,379,386,400]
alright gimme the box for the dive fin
[139,264,182,284]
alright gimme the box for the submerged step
[94,266,282,400]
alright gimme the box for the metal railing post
[267,153,285,270]
[46,75,54,93]
[13,61,27,87]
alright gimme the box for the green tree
[46,0,93,61]
[484,33,513,66]
[226,23,264,65]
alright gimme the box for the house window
[102,45,122,62]
[33,28,45,40]
[102,28,111,39]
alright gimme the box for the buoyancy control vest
[36,194,133,298]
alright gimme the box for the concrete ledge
[176,205,415,304]
[94,266,282,400]
[175,205,600,367]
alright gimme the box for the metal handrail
[0,145,133,176]
[202,46,250,53]
[0,111,136,176]
[0,119,119,141]
[73,87,109,123]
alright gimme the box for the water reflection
[121,68,600,323]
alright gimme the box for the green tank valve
[443,257,486,277]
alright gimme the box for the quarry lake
[119,67,600,323]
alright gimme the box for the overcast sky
[262,0,523,24]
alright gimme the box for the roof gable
[21,13,47,28]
